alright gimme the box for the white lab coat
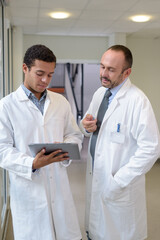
[80,79,160,240]
[0,86,83,240]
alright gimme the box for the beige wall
[127,37,160,129]
[23,35,108,63]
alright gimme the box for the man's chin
[101,81,111,88]
[37,86,46,92]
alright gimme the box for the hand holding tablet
[29,143,80,160]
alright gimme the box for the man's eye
[36,73,43,76]
[48,74,53,78]
[109,69,115,72]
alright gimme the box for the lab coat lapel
[16,86,51,114]
[15,86,38,112]
[102,79,131,123]
[43,91,51,116]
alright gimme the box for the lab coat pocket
[110,132,125,144]
[109,123,126,144]
[102,175,130,204]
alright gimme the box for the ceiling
[7,0,160,39]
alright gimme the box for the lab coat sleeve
[63,102,83,149]
[61,100,83,166]
[114,97,160,188]
[79,88,102,137]
[0,102,34,180]
[79,121,92,137]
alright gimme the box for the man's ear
[124,68,131,78]
[22,63,28,74]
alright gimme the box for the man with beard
[80,45,160,240]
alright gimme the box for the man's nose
[101,68,109,77]
[41,76,49,82]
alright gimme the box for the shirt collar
[21,84,47,100]
[110,77,128,96]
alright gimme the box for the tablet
[28,143,80,160]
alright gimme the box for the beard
[100,74,123,89]
[100,76,112,88]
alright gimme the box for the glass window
[0,170,7,226]
[0,169,4,223]
[0,1,8,237]
[0,2,4,238]
[0,1,3,99]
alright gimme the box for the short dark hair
[107,45,133,69]
[23,44,57,70]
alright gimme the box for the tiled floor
[5,137,160,240]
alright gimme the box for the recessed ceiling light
[49,12,70,19]
[130,15,151,22]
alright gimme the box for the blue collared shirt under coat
[21,84,47,115]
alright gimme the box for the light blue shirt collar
[108,78,128,104]
[21,84,47,115]
[21,84,47,100]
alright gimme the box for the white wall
[12,27,23,90]
[127,37,160,129]
[23,35,108,63]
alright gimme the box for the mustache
[100,76,111,82]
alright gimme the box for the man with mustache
[80,45,160,240]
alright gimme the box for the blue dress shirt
[21,84,47,115]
